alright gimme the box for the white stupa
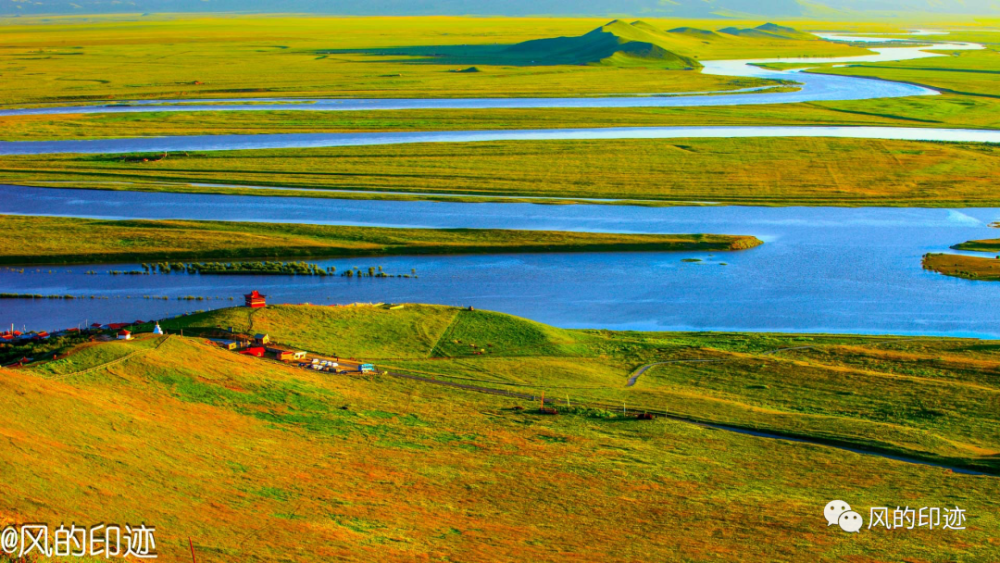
[153,323,164,335]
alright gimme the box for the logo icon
[825,500,863,532]
[839,511,863,533]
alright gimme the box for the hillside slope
[504,20,702,69]
[3,306,1000,561]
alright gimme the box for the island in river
[0,215,762,266]
[923,238,1000,281]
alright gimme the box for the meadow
[163,304,1000,473]
[0,215,761,265]
[0,15,866,107]
[3,304,999,561]
[5,137,1000,206]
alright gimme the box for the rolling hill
[3,304,1000,560]
[503,19,702,69]
[500,20,828,67]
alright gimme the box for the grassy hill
[718,22,817,40]
[4,305,1000,561]
[502,20,824,67]
[153,304,1000,472]
[503,20,702,69]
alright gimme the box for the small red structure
[245,290,267,309]
[241,346,266,357]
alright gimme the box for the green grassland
[162,304,1000,473]
[6,137,1000,206]
[4,304,1000,561]
[0,215,761,265]
[0,16,868,107]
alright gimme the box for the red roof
[240,346,266,357]
[118,330,131,335]
[91,323,103,328]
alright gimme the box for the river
[3,185,998,337]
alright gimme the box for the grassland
[6,137,1000,206]
[4,304,1000,561]
[0,215,761,265]
[161,304,1000,473]
[0,16,868,107]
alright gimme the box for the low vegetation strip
[7,137,1000,207]
[923,252,1000,281]
[0,215,762,266]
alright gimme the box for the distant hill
[2,0,998,16]
[499,20,826,68]
[504,20,702,69]
[718,23,817,40]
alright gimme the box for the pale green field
[0,15,868,106]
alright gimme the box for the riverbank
[0,215,762,266]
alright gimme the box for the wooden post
[540,390,545,409]
[189,538,197,563]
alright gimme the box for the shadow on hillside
[318,43,573,67]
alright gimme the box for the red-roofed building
[240,346,265,357]
[245,290,266,309]
[117,330,132,341]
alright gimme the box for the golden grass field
[5,137,1000,206]
[3,304,1000,562]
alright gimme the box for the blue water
[2,186,998,337]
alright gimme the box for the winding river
[3,185,1000,337]
[2,33,998,338]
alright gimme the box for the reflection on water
[2,185,999,337]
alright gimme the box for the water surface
[2,186,998,337]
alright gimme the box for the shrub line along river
[2,34,998,336]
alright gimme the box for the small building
[117,330,132,341]
[254,333,270,345]
[152,323,164,335]
[210,339,241,351]
[292,351,307,361]
[245,290,267,309]
[359,363,375,373]
[241,346,266,358]
[273,350,294,361]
